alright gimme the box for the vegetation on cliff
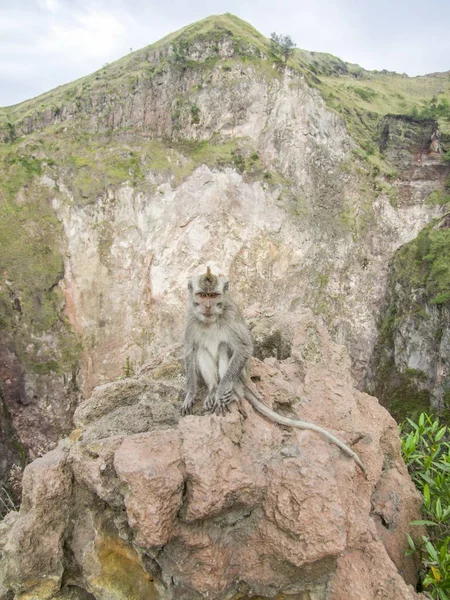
[369,217,450,421]
[1,14,449,160]
[402,413,450,599]
[0,143,80,375]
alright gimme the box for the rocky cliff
[368,213,450,419]
[0,310,424,600]
[0,11,449,552]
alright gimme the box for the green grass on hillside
[394,218,450,306]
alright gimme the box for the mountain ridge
[1,13,449,111]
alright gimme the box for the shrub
[269,32,296,63]
[191,104,200,125]
[352,86,378,102]
[401,413,450,598]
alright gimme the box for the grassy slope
[1,13,448,181]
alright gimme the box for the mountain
[0,11,449,504]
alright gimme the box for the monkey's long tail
[243,386,366,474]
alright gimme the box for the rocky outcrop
[0,310,424,599]
[367,214,450,418]
[377,115,449,207]
[378,115,441,168]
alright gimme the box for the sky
[1,0,450,107]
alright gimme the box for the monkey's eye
[198,293,207,298]
[210,293,219,298]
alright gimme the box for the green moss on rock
[369,217,450,420]
[395,218,450,306]
[92,535,158,600]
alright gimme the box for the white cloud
[38,9,127,59]
[38,0,61,12]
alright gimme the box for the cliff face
[365,115,450,419]
[0,14,449,496]
[367,214,450,419]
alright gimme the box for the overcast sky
[1,0,450,107]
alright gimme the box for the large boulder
[0,310,424,599]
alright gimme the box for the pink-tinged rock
[70,435,124,505]
[371,465,424,584]
[2,445,72,598]
[261,449,347,564]
[179,411,266,521]
[114,429,185,547]
[0,310,427,599]
[329,541,424,600]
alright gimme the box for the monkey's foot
[203,389,217,413]
[180,393,195,416]
[213,392,236,415]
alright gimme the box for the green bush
[401,413,450,598]
[190,104,201,124]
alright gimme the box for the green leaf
[436,426,447,441]
[406,533,416,551]
[436,498,443,520]
[420,473,437,486]
[424,537,439,562]
[424,483,431,508]
[410,519,438,526]
[407,417,419,431]
[439,541,449,562]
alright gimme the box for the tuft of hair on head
[199,266,218,293]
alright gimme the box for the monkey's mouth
[202,311,216,320]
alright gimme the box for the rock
[1,445,72,599]
[73,378,182,443]
[0,311,425,599]
[114,430,184,546]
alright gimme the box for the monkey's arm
[244,385,366,474]
[181,336,197,416]
[215,321,252,411]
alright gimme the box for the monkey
[181,267,366,474]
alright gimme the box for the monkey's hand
[214,382,234,415]
[180,391,195,416]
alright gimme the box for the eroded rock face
[367,215,450,418]
[40,60,446,398]
[0,310,424,600]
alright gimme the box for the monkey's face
[193,291,224,322]
[188,271,229,323]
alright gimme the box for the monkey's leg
[197,348,219,413]
[181,348,198,416]
[216,344,248,410]
[213,343,236,414]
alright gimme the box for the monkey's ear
[223,280,229,292]
[187,279,193,292]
